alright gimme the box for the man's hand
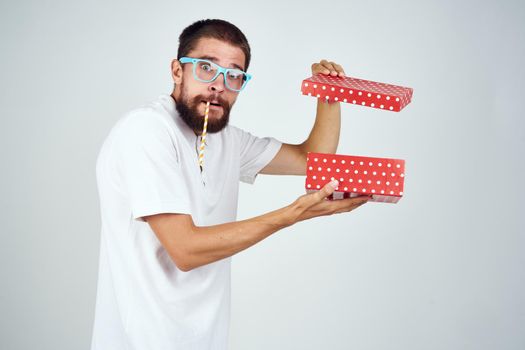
[284,180,369,224]
[311,59,346,77]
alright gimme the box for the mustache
[196,94,229,110]
[175,90,232,134]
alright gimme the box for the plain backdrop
[1,0,524,349]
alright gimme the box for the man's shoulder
[222,124,250,138]
[222,124,269,144]
[115,95,177,136]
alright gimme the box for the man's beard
[174,84,232,134]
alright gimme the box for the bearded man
[91,18,368,350]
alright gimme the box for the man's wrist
[276,202,301,228]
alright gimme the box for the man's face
[172,37,246,134]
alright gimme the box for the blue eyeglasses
[179,57,252,92]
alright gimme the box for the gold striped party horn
[198,101,210,168]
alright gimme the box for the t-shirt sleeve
[113,111,191,221]
[235,127,282,184]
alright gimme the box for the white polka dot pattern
[301,75,413,112]
[305,152,406,204]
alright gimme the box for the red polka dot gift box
[301,74,413,112]
[305,152,406,204]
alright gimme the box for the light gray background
[1,0,524,349]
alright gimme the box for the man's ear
[171,59,183,84]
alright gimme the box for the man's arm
[145,181,369,272]
[260,60,345,176]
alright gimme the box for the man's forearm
[259,99,342,176]
[300,100,341,154]
[175,206,296,271]
[149,180,365,272]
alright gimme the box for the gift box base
[305,152,406,204]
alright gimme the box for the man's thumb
[319,180,339,199]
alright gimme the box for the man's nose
[209,72,225,93]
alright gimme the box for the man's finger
[320,61,337,75]
[332,62,345,77]
[332,197,369,213]
[305,180,338,206]
[312,62,330,75]
[319,59,336,75]
[323,61,339,76]
[336,195,370,207]
[315,180,338,201]
[334,204,364,214]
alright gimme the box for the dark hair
[177,19,251,71]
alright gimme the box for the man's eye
[201,64,212,72]
[228,71,242,80]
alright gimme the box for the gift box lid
[301,74,413,112]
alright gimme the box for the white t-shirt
[91,94,282,350]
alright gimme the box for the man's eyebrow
[196,55,245,71]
